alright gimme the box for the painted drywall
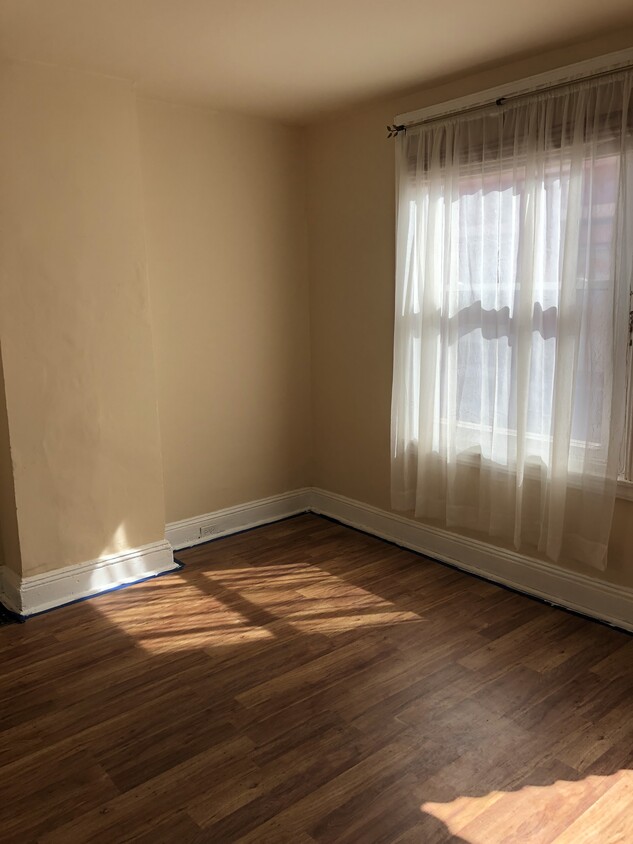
[138,98,312,524]
[0,62,166,576]
[306,29,633,588]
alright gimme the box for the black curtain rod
[387,60,633,138]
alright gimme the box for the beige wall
[0,61,312,577]
[306,29,633,588]
[138,98,312,524]
[0,62,166,576]
[0,30,631,588]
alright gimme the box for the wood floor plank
[550,771,633,844]
[39,735,256,843]
[0,513,630,842]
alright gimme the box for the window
[391,68,633,569]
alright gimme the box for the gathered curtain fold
[391,72,633,569]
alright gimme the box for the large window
[391,69,633,569]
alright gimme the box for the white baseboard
[0,539,178,617]
[4,486,630,630]
[310,488,633,633]
[166,488,312,551]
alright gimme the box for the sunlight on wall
[88,521,172,599]
[100,522,130,558]
[421,769,633,842]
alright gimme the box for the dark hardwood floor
[1,514,632,842]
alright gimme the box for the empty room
[1,1,633,841]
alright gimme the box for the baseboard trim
[5,486,630,629]
[166,488,312,551]
[310,488,633,633]
[0,540,178,617]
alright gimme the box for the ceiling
[1,0,633,122]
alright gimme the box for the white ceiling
[1,0,633,122]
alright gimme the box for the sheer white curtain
[391,72,633,569]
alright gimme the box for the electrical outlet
[199,524,218,539]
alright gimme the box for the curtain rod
[387,60,633,138]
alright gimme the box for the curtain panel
[391,72,633,569]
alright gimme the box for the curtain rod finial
[387,124,406,139]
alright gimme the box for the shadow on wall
[0,339,21,579]
[0,513,631,841]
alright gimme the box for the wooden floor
[1,515,633,843]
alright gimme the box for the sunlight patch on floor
[286,609,423,633]
[134,626,276,653]
[199,564,425,634]
[92,575,275,653]
[421,769,633,842]
[90,559,425,653]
